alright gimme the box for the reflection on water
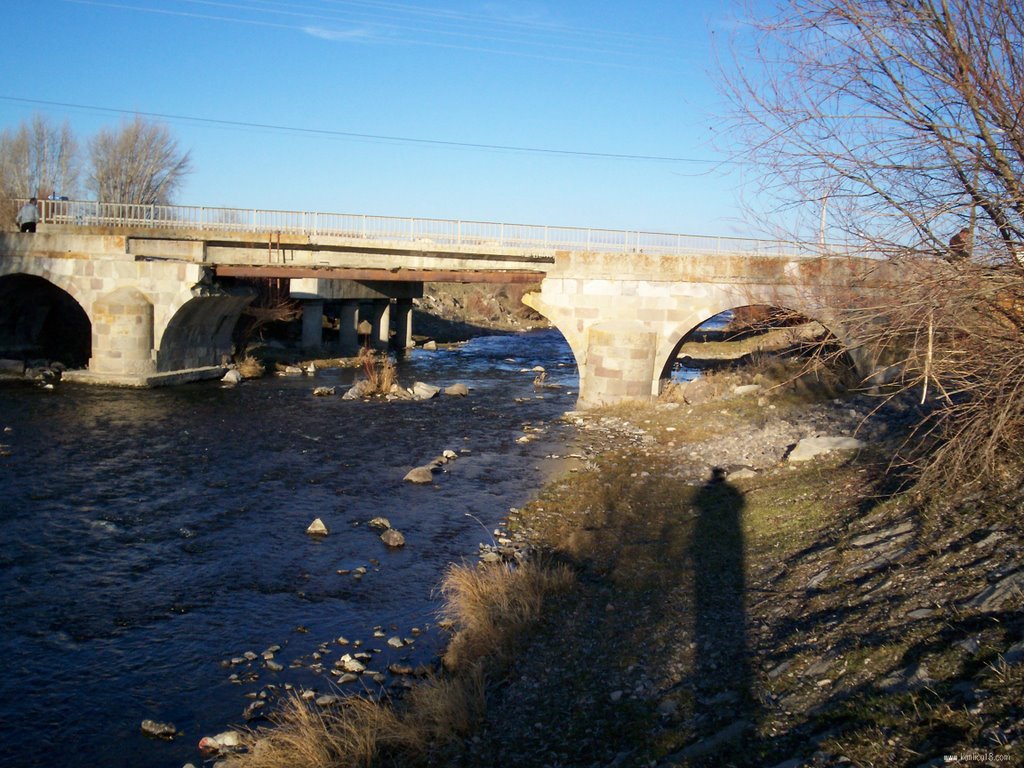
[0,330,577,768]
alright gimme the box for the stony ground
[429,377,1024,768]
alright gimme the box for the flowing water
[0,330,579,768]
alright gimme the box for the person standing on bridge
[16,198,39,233]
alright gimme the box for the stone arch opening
[0,273,91,367]
[658,303,856,385]
[158,293,255,372]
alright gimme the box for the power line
[59,0,679,70]
[0,95,734,165]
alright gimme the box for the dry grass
[439,559,576,672]
[222,560,574,767]
[223,694,402,768]
[235,354,266,379]
[357,348,398,395]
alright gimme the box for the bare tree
[87,115,192,206]
[0,113,80,200]
[721,0,1024,497]
[722,0,1024,261]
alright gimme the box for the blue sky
[1,1,766,237]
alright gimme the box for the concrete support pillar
[89,287,156,376]
[392,298,414,351]
[578,321,657,409]
[338,300,360,356]
[301,300,324,350]
[369,299,390,350]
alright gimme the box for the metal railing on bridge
[32,199,813,257]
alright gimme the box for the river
[0,330,579,768]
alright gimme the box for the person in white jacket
[16,198,39,232]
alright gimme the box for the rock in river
[403,466,434,484]
[380,528,406,548]
[411,381,441,400]
[140,719,177,740]
[306,518,329,536]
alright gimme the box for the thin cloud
[303,25,374,42]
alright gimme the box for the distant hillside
[412,282,549,342]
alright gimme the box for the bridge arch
[0,273,91,367]
[655,299,858,386]
[157,290,255,372]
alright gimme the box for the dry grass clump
[439,559,576,672]
[222,694,402,768]
[234,354,265,379]
[357,348,398,395]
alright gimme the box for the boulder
[732,383,762,396]
[336,655,366,673]
[140,719,177,740]
[403,466,434,484]
[422,340,437,351]
[388,383,413,400]
[411,381,440,400]
[787,436,866,462]
[444,382,470,396]
[306,518,329,536]
[380,528,406,548]
[221,369,243,385]
[342,379,372,400]
[198,730,241,756]
[367,516,391,530]
[312,386,336,396]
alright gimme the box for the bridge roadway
[0,201,895,406]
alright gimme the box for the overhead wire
[0,95,739,167]
[58,0,682,68]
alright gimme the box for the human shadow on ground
[659,466,755,765]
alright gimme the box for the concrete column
[301,301,324,350]
[392,298,414,351]
[338,300,360,356]
[369,299,390,350]
[89,287,156,376]
[578,321,657,408]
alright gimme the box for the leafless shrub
[720,0,1024,500]
[847,258,1024,492]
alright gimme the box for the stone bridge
[0,216,894,406]
[525,250,894,407]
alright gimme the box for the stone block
[581,279,617,296]
[637,282,671,298]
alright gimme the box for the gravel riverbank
[441,378,1024,768]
